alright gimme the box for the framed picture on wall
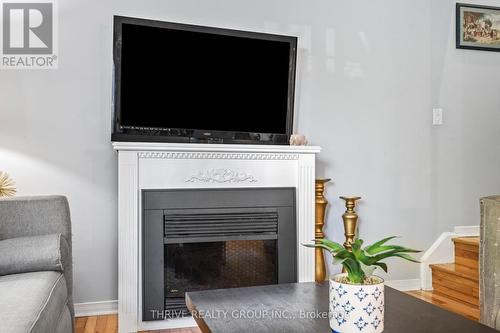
[456,3,500,52]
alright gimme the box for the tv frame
[112,16,298,145]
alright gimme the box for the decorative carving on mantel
[186,168,258,183]
[138,151,300,160]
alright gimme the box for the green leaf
[369,250,420,264]
[343,258,365,284]
[365,245,420,255]
[332,256,346,265]
[364,236,399,255]
[352,238,364,251]
[373,262,388,273]
[351,239,362,257]
[354,248,374,268]
[392,253,421,263]
[359,261,376,277]
[334,249,356,261]
[317,239,345,253]
[302,243,342,255]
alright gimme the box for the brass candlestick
[340,196,361,252]
[315,178,331,282]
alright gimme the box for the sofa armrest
[0,234,69,276]
[0,196,71,241]
[0,196,73,320]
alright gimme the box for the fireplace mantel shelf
[113,141,321,154]
[114,141,321,332]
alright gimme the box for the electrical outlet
[433,108,443,125]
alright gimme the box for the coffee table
[186,282,496,333]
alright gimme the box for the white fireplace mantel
[113,142,321,332]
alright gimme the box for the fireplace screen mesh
[164,239,277,309]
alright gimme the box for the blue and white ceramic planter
[329,273,384,333]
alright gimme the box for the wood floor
[75,315,201,333]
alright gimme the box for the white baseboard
[385,279,421,291]
[75,300,118,317]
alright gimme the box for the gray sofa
[0,196,74,333]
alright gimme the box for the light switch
[433,108,443,125]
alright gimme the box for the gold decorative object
[0,172,16,197]
[340,196,361,252]
[315,178,331,282]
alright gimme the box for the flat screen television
[112,16,298,145]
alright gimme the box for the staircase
[408,236,480,320]
[429,237,479,320]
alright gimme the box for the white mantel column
[117,151,139,332]
[297,153,316,283]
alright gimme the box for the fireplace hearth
[142,188,297,321]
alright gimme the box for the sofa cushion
[0,271,69,333]
[54,306,72,333]
[0,234,69,276]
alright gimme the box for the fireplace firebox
[142,188,297,321]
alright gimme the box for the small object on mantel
[290,133,308,146]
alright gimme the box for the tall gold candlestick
[340,196,361,252]
[315,178,331,282]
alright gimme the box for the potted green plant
[304,237,420,333]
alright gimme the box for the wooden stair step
[455,249,479,270]
[430,263,478,282]
[407,290,479,321]
[452,236,479,248]
[432,269,479,293]
[430,263,479,307]
[453,237,479,270]
[433,283,479,307]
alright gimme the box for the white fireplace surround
[113,142,321,332]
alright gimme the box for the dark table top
[186,282,498,333]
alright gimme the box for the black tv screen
[112,16,297,144]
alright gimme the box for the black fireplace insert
[142,188,297,321]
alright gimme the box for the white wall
[1,0,499,302]
[303,0,432,280]
[430,0,500,237]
